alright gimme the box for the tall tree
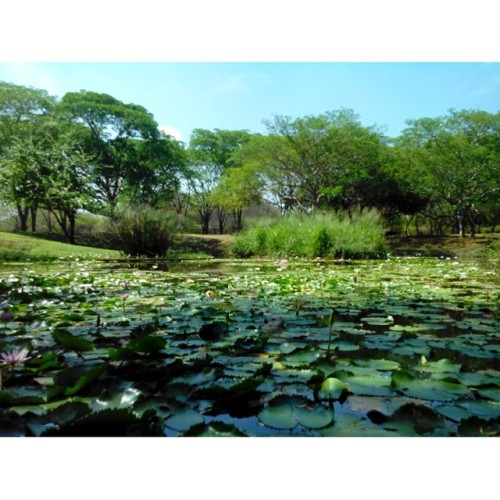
[120,131,188,207]
[58,90,170,214]
[0,81,55,151]
[187,128,251,233]
[0,82,57,230]
[208,164,264,231]
[0,131,93,243]
[396,110,500,236]
[241,109,386,213]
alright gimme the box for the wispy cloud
[472,73,500,96]
[1,63,62,96]
[212,74,253,93]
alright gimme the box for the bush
[231,210,387,259]
[112,205,177,258]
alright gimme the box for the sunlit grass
[0,231,120,261]
[231,210,387,259]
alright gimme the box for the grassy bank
[231,211,387,259]
[0,231,120,261]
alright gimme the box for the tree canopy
[0,80,498,240]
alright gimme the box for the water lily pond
[0,256,498,437]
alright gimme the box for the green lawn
[0,231,120,261]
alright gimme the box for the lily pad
[182,421,247,437]
[341,374,395,397]
[164,409,204,432]
[318,378,347,400]
[52,329,95,352]
[258,396,333,430]
[258,398,296,429]
[391,371,471,401]
[435,400,500,422]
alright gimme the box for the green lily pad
[386,403,446,435]
[391,371,471,401]
[352,359,401,371]
[52,329,95,352]
[258,396,333,430]
[476,387,500,402]
[182,421,248,437]
[258,398,296,429]
[294,404,334,429]
[90,387,142,411]
[418,359,462,375]
[318,378,347,400]
[435,400,500,422]
[341,374,395,397]
[165,409,204,432]
[279,348,322,367]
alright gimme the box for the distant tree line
[0,80,498,243]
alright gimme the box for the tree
[396,110,500,236]
[0,132,94,243]
[187,128,251,233]
[120,131,188,207]
[0,81,55,151]
[58,90,171,214]
[0,137,46,232]
[0,82,57,230]
[240,109,386,213]
[208,164,264,231]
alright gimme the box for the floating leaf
[52,329,95,352]
[386,403,446,435]
[182,421,247,437]
[165,409,204,431]
[391,371,471,401]
[294,404,334,429]
[258,396,333,430]
[52,365,106,397]
[318,378,347,400]
[435,401,500,422]
[341,374,395,397]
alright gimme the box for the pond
[0,256,498,436]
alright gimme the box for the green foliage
[0,253,498,437]
[112,205,177,257]
[52,329,95,353]
[231,210,387,258]
[0,230,119,261]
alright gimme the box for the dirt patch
[175,233,235,258]
[387,234,499,260]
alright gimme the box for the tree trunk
[30,206,38,233]
[41,210,55,232]
[16,203,29,232]
[404,215,414,236]
[68,212,76,244]
[233,207,243,232]
[456,212,465,238]
[216,207,228,234]
[198,205,212,235]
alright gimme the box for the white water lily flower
[1,348,31,366]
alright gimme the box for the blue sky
[1,62,498,142]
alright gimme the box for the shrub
[311,226,332,257]
[231,210,387,259]
[112,205,177,258]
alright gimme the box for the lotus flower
[0,348,30,366]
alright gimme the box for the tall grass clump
[112,205,177,258]
[231,210,387,259]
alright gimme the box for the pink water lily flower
[0,348,31,366]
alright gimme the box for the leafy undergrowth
[0,256,498,437]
